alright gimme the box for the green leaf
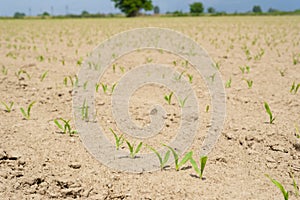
[135,142,143,154]
[126,140,133,154]
[164,144,179,167]
[264,102,275,124]
[54,119,63,130]
[27,101,36,115]
[265,174,289,200]
[147,145,163,164]
[200,156,208,179]
[162,150,170,166]
[177,151,193,170]
[190,157,201,176]
[20,107,27,119]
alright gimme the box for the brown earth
[0,16,300,199]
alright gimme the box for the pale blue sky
[0,0,299,16]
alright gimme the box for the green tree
[154,6,160,14]
[14,12,26,18]
[207,7,216,14]
[252,5,262,13]
[268,8,279,13]
[42,12,50,16]
[190,2,204,14]
[81,10,90,17]
[111,0,153,17]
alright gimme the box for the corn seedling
[40,70,48,82]
[289,172,299,197]
[81,99,89,121]
[265,174,289,200]
[190,155,208,179]
[119,66,125,73]
[112,64,116,73]
[164,92,173,105]
[293,54,299,65]
[83,81,88,90]
[245,65,250,73]
[187,74,193,83]
[1,101,14,113]
[174,71,185,81]
[244,79,253,88]
[179,96,188,108]
[36,55,44,62]
[214,61,221,70]
[101,83,108,94]
[110,128,124,150]
[20,101,35,120]
[239,66,245,74]
[77,57,83,66]
[146,57,153,63]
[111,83,117,93]
[277,68,287,77]
[209,73,216,82]
[1,65,8,75]
[225,77,232,88]
[54,118,77,136]
[205,105,210,113]
[126,140,143,158]
[147,145,170,170]
[63,75,79,87]
[264,102,275,124]
[95,83,100,92]
[15,69,31,80]
[290,82,300,94]
[163,144,193,171]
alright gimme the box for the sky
[0,0,299,16]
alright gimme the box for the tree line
[11,1,300,18]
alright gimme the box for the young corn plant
[174,71,185,81]
[244,79,253,89]
[110,128,124,150]
[15,69,31,80]
[54,118,77,136]
[225,77,232,88]
[146,145,170,170]
[20,101,35,120]
[205,105,210,113]
[179,96,188,108]
[190,155,208,179]
[163,144,193,171]
[95,83,100,92]
[290,82,300,94]
[293,54,299,65]
[289,172,299,197]
[164,92,173,105]
[187,74,193,83]
[81,99,89,121]
[264,102,275,124]
[101,83,108,94]
[1,101,14,113]
[126,140,143,158]
[265,174,289,200]
[239,66,245,74]
[63,75,78,87]
[277,68,287,77]
[83,81,88,90]
[40,70,48,82]
[111,83,117,93]
[1,65,8,75]
[119,66,125,73]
